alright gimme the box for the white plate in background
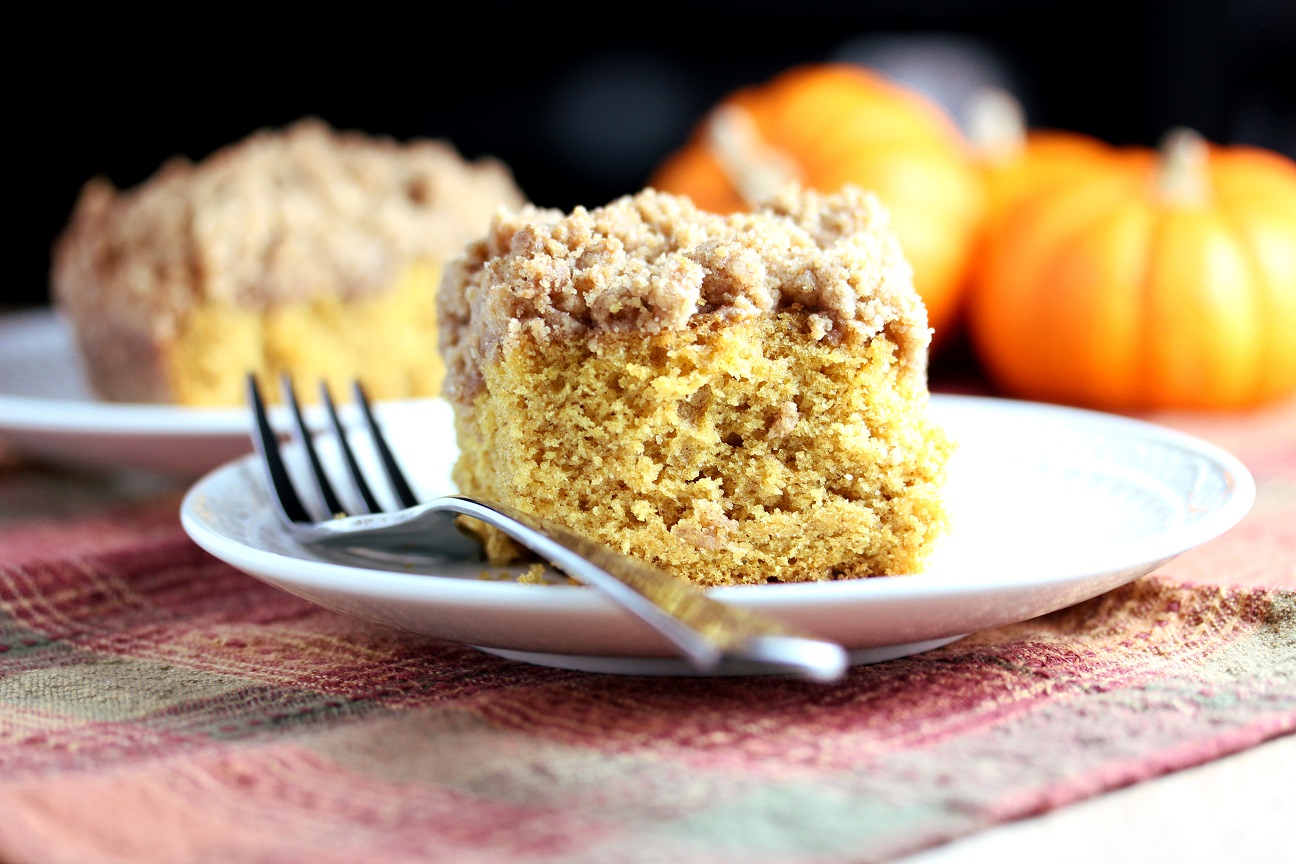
[180,394,1255,676]
[0,308,444,477]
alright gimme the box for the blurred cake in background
[51,117,526,406]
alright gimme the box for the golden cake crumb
[518,563,551,584]
[53,117,525,405]
[439,185,953,587]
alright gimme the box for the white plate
[179,393,1255,676]
[0,309,438,477]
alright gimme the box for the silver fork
[247,374,849,682]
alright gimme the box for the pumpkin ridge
[1065,202,1154,409]
[1219,207,1292,406]
[1131,203,1164,411]
[1211,149,1296,399]
[1030,206,1124,405]
[1144,208,1259,408]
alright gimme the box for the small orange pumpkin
[649,63,985,343]
[968,126,1296,411]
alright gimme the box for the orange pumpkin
[649,63,985,343]
[968,127,1296,411]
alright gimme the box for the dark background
[11,0,1293,310]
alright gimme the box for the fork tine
[281,374,347,518]
[320,381,382,514]
[350,380,420,509]
[247,373,313,524]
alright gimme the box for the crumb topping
[53,117,525,334]
[439,184,930,404]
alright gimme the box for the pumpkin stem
[705,104,800,207]
[1155,127,1211,207]
[967,87,1027,165]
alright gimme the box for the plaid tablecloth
[1,393,1293,864]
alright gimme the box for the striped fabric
[1,397,1293,864]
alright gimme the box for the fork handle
[302,494,848,681]
[441,497,849,682]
